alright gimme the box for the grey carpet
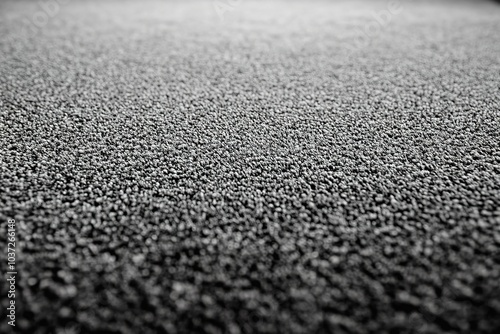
[1,0,500,333]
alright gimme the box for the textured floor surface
[1,0,500,333]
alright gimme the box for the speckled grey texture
[1,0,500,333]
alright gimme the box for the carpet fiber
[1,0,500,333]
